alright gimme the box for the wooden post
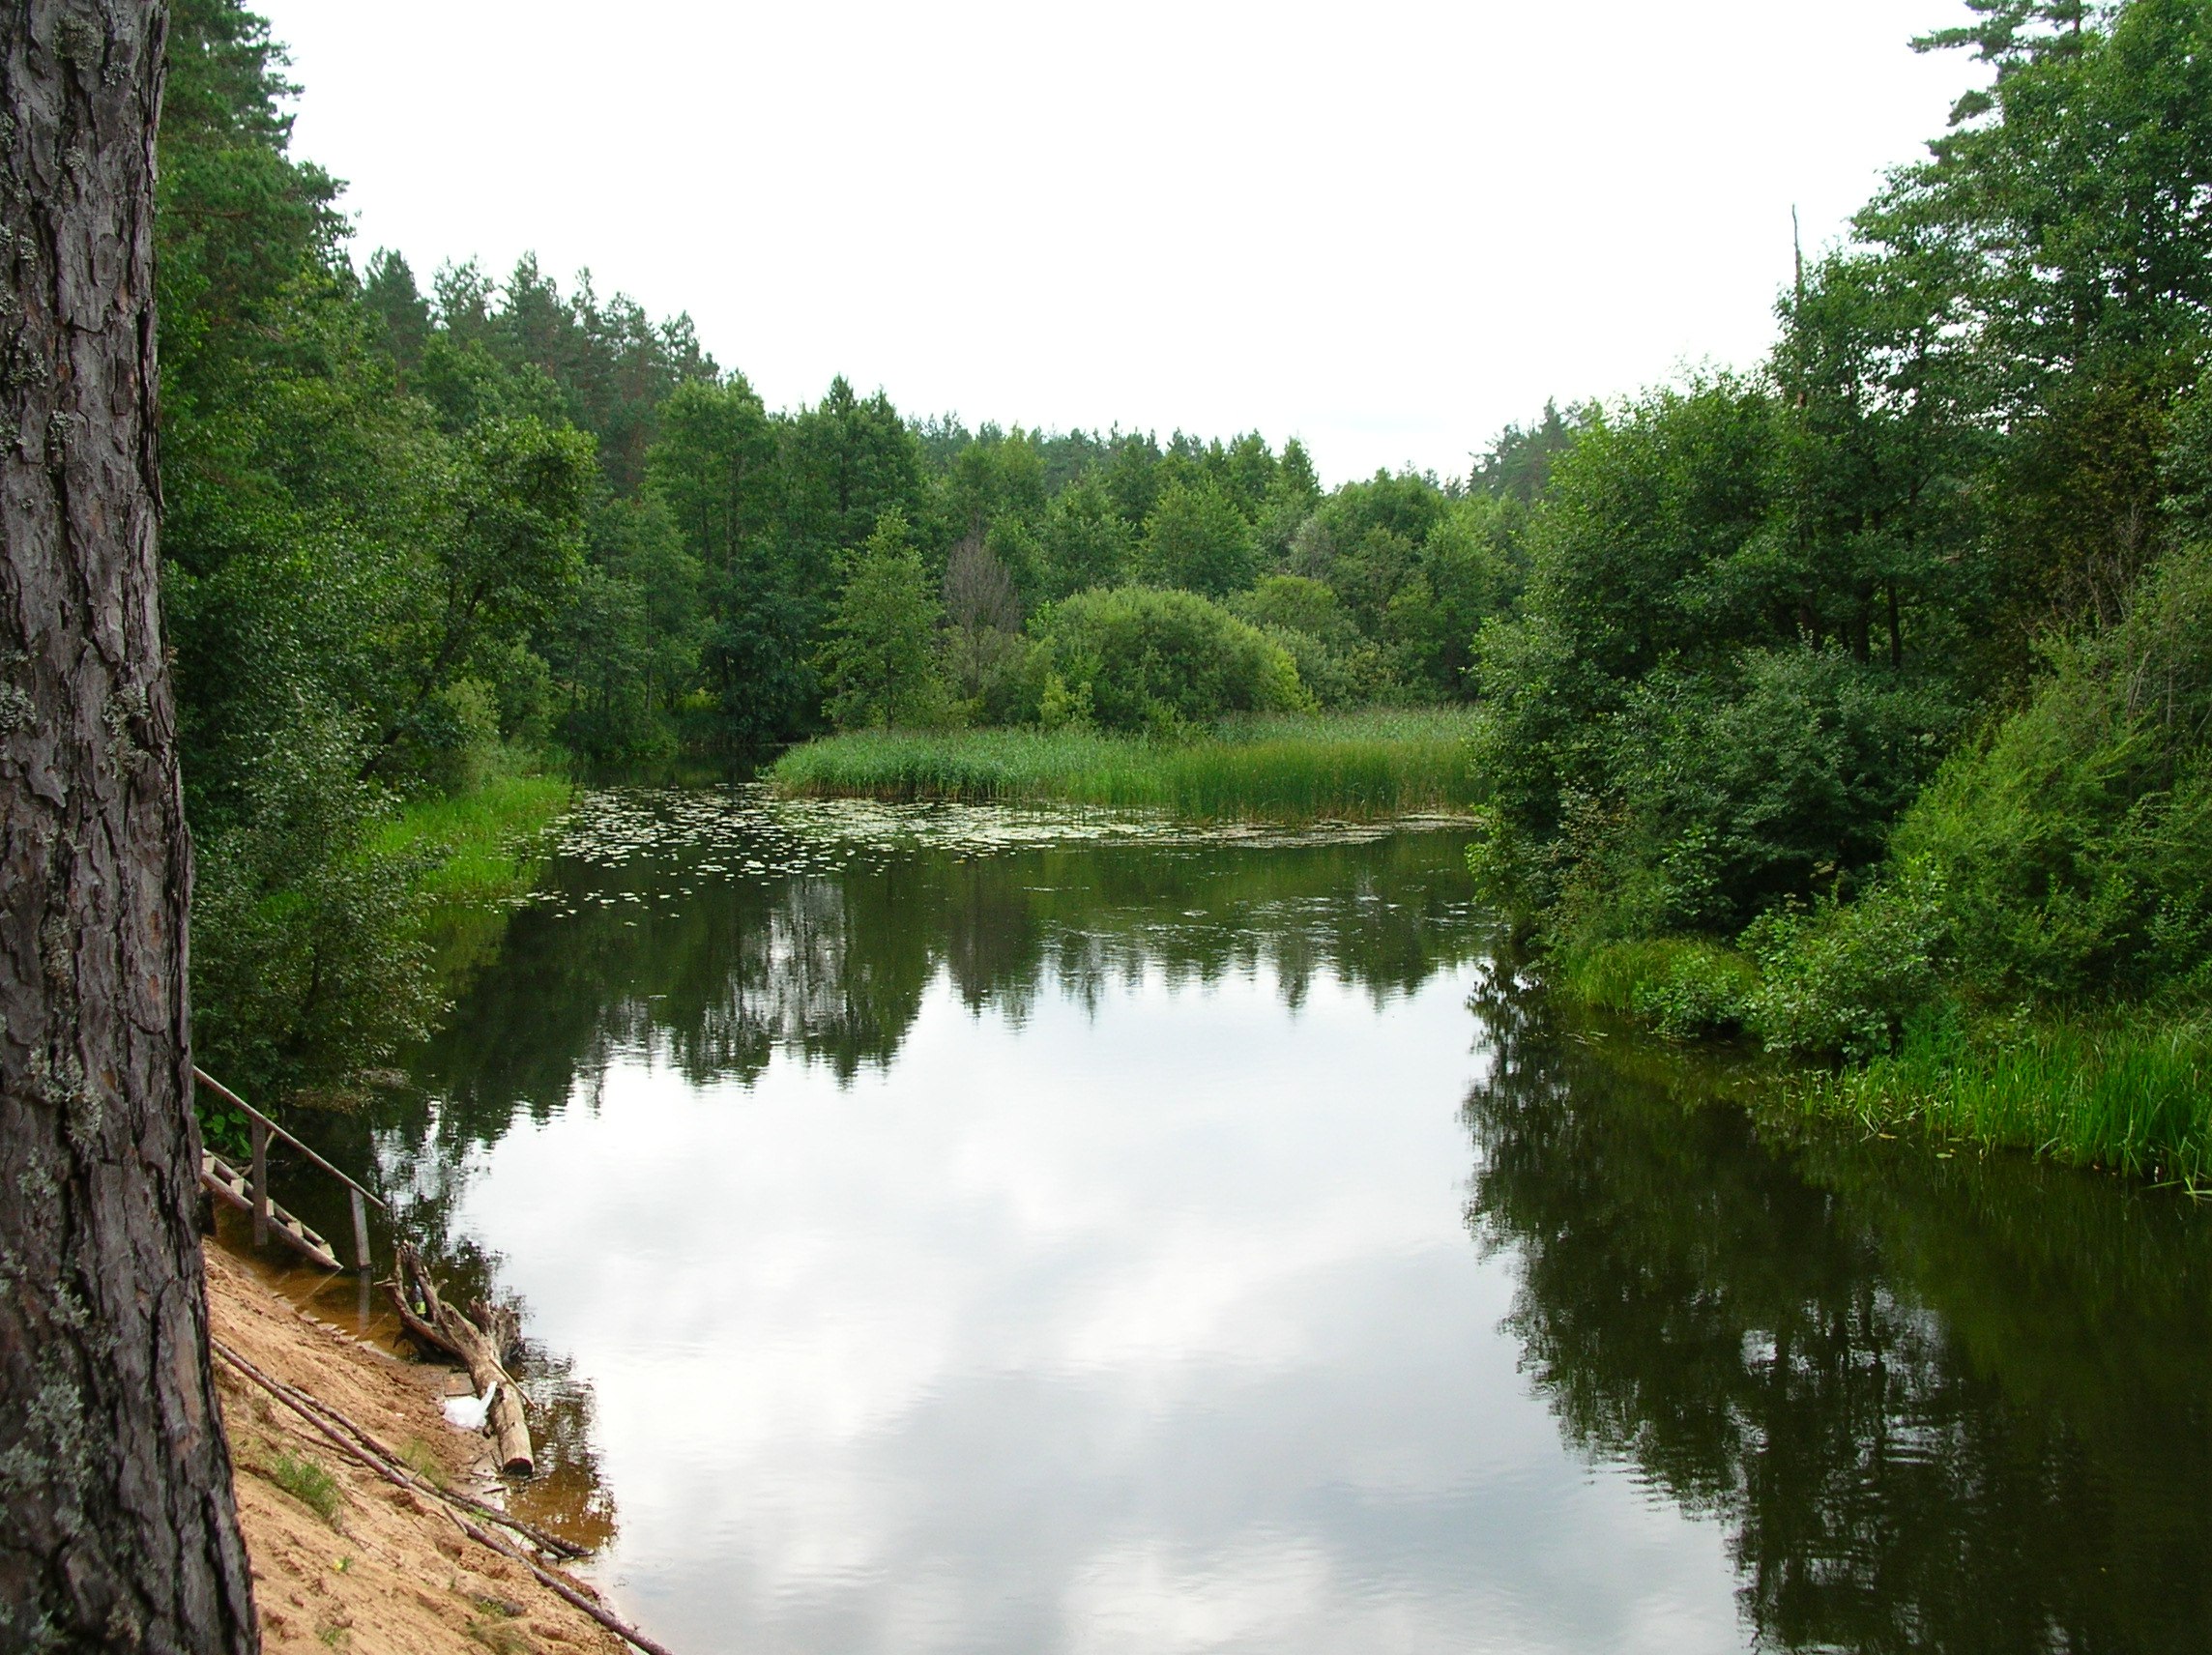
[349,1187,371,1273]
[249,1118,269,1251]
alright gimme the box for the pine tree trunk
[0,5,257,1650]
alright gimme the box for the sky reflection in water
[382,789,2212,1655]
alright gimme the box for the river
[300,785,2212,1653]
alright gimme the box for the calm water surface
[349,787,2212,1654]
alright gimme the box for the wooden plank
[250,1118,269,1251]
[349,1187,371,1273]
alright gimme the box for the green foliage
[1232,576,1365,709]
[1602,650,1956,933]
[1741,862,1953,1060]
[771,710,1487,822]
[189,706,440,1107]
[1139,477,1259,596]
[1461,4,2212,1189]
[1880,537,2212,1006]
[1030,587,1310,736]
[1036,479,1133,599]
[820,510,951,730]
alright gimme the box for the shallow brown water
[280,786,2212,1654]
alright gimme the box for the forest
[169,0,2212,1174]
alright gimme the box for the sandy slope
[204,1243,630,1655]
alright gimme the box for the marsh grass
[368,768,571,981]
[771,710,1486,822]
[1802,1007,2212,1185]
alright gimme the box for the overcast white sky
[253,1,1981,486]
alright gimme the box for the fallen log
[473,1296,525,1368]
[393,1241,534,1475]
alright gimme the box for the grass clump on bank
[368,769,571,911]
[771,710,1487,823]
[266,1448,345,1528]
[1803,1007,2212,1186]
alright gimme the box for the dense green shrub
[1564,937,1759,1038]
[189,707,440,1106]
[1741,860,1951,1060]
[1233,576,1363,709]
[1878,539,2212,1005]
[1029,587,1310,735]
[1605,649,1956,931]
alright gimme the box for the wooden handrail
[196,1065,393,1273]
[197,1066,389,1273]
[193,1067,390,1210]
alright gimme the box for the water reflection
[401,794,1483,1152]
[1465,969,2212,1653]
[349,793,2212,1654]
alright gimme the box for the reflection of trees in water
[1463,970,2212,1653]
[510,1342,617,1554]
[397,832,1482,1165]
[339,828,1485,1553]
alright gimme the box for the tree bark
[0,5,257,1651]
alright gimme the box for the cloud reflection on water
[460,963,1742,1654]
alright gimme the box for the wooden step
[201,1152,342,1272]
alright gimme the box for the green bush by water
[771,710,1486,822]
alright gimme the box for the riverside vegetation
[771,711,1486,821]
[176,0,2212,1182]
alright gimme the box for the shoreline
[204,1242,636,1655]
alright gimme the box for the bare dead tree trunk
[0,5,258,1650]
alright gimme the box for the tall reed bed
[1804,1008,2212,1185]
[769,710,1486,822]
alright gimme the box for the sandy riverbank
[204,1242,631,1655]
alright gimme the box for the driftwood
[391,1242,534,1475]
[473,1297,525,1369]
[209,1338,676,1655]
